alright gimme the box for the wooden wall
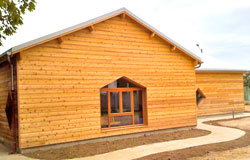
[196,72,245,116]
[0,61,14,147]
[17,15,197,148]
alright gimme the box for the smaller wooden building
[196,69,246,116]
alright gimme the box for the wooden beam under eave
[171,45,176,51]
[57,37,64,44]
[88,25,94,32]
[18,52,23,61]
[121,13,126,20]
[193,60,198,67]
[150,32,155,38]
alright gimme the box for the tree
[244,71,250,88]
[0,0,36,46]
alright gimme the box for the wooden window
[100,91,108,128]
[100,77,146,129]
[196,88,206,105]
[5,93,13,129]
[134,90,143,124]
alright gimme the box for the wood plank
[17,15,197,149]
[196,72,244,116]
[0,61,14,146]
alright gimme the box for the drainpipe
[6,51,17,153]
[7,51,14,91]
[195,63,201,69]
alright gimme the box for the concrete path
[0,112,250,160]
[81,112,250,160]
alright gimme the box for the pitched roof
[0,7,202,63]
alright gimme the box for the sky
[1,0,250,69]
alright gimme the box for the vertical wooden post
[121,13,126,20]
[142,89,146,125]
[150,32,155,38]
[119,91,123,113]
[88,25,94,32]
[171,45,177,51]
[131,91,134,125]
[108,91,111,128]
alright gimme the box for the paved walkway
[82,113,250,160]
[0,112,250,160]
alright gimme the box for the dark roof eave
[0,49,12,64]
[0,53,7,64]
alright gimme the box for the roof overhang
[0,7,202,64]
[0,49,12,64]
[196,68,248,74]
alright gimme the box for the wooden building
[196,69,246,116]
[0,8,245,151]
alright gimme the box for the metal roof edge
[196,68,248,73]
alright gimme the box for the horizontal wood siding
[196,72,245,116]
[17,16,197,148]
[0,62,14,147]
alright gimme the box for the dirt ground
[23,129,210,160]
[136,117,250,160]
[189,145,250,160]
[189,117,250,160]
[218,117,250,130]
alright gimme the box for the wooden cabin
[196,69,246,116]
[0,8,202,150]
[0,8,245,151]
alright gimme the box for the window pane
[117,78,136,88]
[102,78,138,88]
[134,90,143,124]
[196,91,202,104]
[122,91,131,112]
[111,92,120,113]
[100,91,108,128]
[110,116,133,127]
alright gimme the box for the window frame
[100,87,145,129]
[196,88,206,106]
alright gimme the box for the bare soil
[189,145,250,160]
[136,116,250,160]
[218,117,250,130]
[23,129,210,160]
[189,117,250,160]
